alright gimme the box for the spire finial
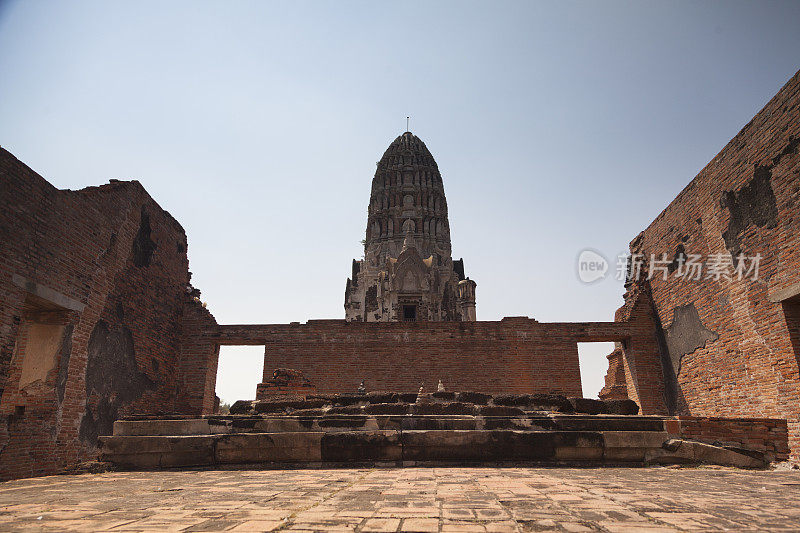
[406,116,410,132]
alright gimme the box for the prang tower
[345,131,476,322]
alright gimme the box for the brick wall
[0,147,215,479]
[666,416,790,462]
[609,285,671,415]
[256,319,579,396]
[604,69,800,459]
[203,319,641,398]
[175,296,219,416]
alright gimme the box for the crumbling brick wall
[209,319,641,398]
[665,416,790,462]
[256,319,585,396]
[604,284,671,415]
[174,293,219,416]
[603,70,800,459]
[0,148,216,479]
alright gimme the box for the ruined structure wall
[602,285,671,416]
[260,320,584,396]
[208,319,643,398]
[604,70,800,458]
[175,298,220,415]
[667,416,790,461]
[0,148,213,479]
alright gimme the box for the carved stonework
[344,132,477,322]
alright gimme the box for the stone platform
[99,393,789,470]
[3,467,800,532]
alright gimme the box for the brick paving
[0,467,799,531]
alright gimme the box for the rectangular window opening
[577,342,617,399]
[402,305,417,322]
[215,346,264,413]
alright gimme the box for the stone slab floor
[1,467,799,532]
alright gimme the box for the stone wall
[603,69,800,459]
[0,148,216,479]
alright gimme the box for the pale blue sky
[1,1,799,403]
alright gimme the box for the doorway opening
[215,346,264,413]
[402,304,417,322]
[577,342,616,398]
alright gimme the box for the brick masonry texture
[0,148,217,480]
[2,467,800,531]
[253,319,586,396]
[208,319,640,398]
[667,416,790,460]
[602,69,800,460]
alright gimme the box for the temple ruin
[345,131,476,322]
[0,70,799,479]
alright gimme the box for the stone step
[98,429,766,469]
[225,395,641,416]
[113,414,666,437]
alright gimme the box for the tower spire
[343,131,477,322]
[406,116,410,132]
[401,225,416,252]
